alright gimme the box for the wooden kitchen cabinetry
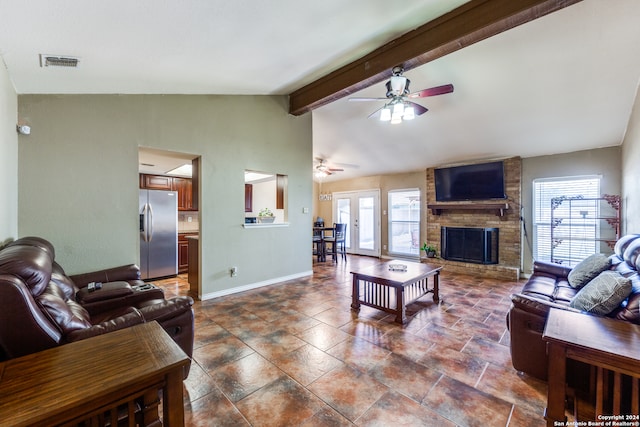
[140,174,173,191]
[245,184,253,212]
[140,174,196,211]
[178,233,191,274]
[172,177,195,211]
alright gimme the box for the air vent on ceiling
[39,54,79,68]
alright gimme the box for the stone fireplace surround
[425,157,521,281]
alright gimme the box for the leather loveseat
[507,234,640,380]
[0,236,194,376]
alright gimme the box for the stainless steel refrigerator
[139,189,178,280]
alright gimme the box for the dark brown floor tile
[419,344,488,387]
[508,404,546,427]
[367,353,442,403]
[414,322,472,351]
[274,344,344,386]
[451,317,504,342]
[326,336,391,372]
[299,405,354,427]
[269,311,321,334]
[423,375,513,427]
[475,363,547,414]
[243,329,307,360]
[308,365,389,422]
[314,306,359,327]
[193,335,255,372]
[184,384,249,427]
[193,321,231,348]
[373,328,435,362]
[462,335,513,368]
[183,360,219,403]
[339,318,394,344]
[235,376,326,426]
[297,322,351,351]
[210,352,283,402]
[357,390,456,426]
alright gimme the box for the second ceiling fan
[349,66,454,124]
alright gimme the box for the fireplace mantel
[427,203,509,217]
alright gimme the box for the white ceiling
[2,0,639,181]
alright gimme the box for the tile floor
[155,255,550,426]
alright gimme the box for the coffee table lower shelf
[351,260,442,324]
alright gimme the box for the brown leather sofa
[0,236,194,376]
[507,234,640,380]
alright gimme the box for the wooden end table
[0,321,189,427]
[351,260,442,324]
[543,308,640,426]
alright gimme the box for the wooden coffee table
[351,260,442,324]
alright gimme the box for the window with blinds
[533,176,600,265]
[388,189,420,256]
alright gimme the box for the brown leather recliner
[0,236,194,377]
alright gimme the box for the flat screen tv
[434,161,506,202]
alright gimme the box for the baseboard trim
[200,270,313,301]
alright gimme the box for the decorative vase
[259,216,275,223]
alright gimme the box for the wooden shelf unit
[427,202,510,217]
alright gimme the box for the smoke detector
[39,54,79,68]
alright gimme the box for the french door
[333,190,380,257]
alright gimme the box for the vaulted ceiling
[1,0,639,180]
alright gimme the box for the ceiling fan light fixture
[392,102,404,116]
[403,105,415,120]
[379,107,391,121]
[390,115,402,125]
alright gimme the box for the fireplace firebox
[441,227,499,264]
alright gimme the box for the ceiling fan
[314,158,343,177]
[349,66,454,124]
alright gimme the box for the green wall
[17,94,313,297]
[0,60,18,242]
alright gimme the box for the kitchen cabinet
[245,184,253,212]
[187,236,199,299]
[172,178,194,211]
[140,174,173,191]
[178,233,193,274]
[140,174,196,211]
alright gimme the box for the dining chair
[324,223,347,262]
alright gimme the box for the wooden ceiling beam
[289,0,582,116]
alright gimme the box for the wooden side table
[543,308,640,426]
[0,321,189,426]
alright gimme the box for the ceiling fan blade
[408,101,429,116]
[408,84,454,99]
[367,105,385,119]
[328,168,344,172]
[349,97,388,102]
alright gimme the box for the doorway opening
[332,190,381,257]
[138,147,201,299]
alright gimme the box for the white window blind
[533,176,600,265]
[388,189,420,256]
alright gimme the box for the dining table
[313,226,335,262]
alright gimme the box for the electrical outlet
[230,266,237,277]
[383,245,387,250]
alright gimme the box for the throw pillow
[567,253,611,289]
[569,271,632,315]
